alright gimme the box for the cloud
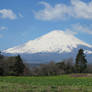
[0,26,7,38]
[0,26,8,31]
[34,0,92,20]
[65,29,77,35]
[72,23,92,35]
[0,9,17,20]
[65,23,92,36]
[18,13,24,18]
[71,0,92,19]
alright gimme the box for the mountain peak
[44,30,67,37]
[48,30,64,34]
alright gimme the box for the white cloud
[0,26,8,38]
[0,26,7,38]
[65,23,92,36]
[0,9,17,20]
[34,0,92,20]
[71,0,92,19]
[72,23,92,35]
[0,26,7,31]
[65,29,77,35]
[18,13,24,18]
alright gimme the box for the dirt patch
[70,74,92,77]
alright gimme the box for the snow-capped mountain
[3,30,92,63]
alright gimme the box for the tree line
[29,49,89,76]
[0,49,90,76]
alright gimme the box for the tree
[0,67,4,76]
[56,58,74,74]
[0,51,4,76]
[0,51,4,59]
[75,49,87,73]
[13,55,25,76]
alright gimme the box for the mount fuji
[3,30,92,63]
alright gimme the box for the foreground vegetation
[0,49,90,76]
[0,49,92,91]
[0,74,92,92]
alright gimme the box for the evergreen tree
[75,49,87,73]
[0,67,4,76]
[0,51,4,76]
[14,55,25,76]
[0,51,4,59]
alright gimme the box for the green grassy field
[0,74,92,92]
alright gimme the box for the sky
[0,0,92,50]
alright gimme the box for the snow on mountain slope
[3,30,92,63]
[3,30,92,54]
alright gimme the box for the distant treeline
[0,49,91,76]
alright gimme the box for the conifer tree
[0,51,4,59]
[14,55,25,76]
[0,51,4,76]
[75,49,87,73]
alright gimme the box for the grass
[0,74,92,92]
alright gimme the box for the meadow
[0,74,92,92]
